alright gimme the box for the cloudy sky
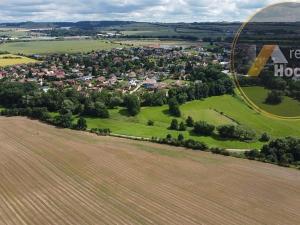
[0,0,296,23]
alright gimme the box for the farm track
[0,117,299,225]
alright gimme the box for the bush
[147,120,154,126]
[90,128,111,136]
[76,117,87,130]
[193,121,215,136]
[210,148,230,156]
[186,116,194,127]
[166,134,172,140]
[260,137,300,166]
[260,132,271,142]
[170,119,179,130]
[152,136,207,151]
[178,134,184,142]
[244,149,260,160]
[179,122,186,131]
[54,112,73,128]
[168,98,181,117]
[265,90,283,105]
[183,139,207,150]
[217,125,256,141]
[234,126,256,141]
[1,107,50,121]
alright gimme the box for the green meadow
[0,40,124,55]
[242,86,300,117]
[78,95,300,149]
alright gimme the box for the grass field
[0,40,124,54]
[80,95,300,149]
[0,54,38,67]
[0,117,299,225]
[115,39,200,48]
[242,86,300,117]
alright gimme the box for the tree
[265,90,283,105]
[124,94,140,116]
[142,91,167,106]
[260,133,271,142]
[170,119,179,130]
[27,70,33,78]
[83,101,109,118]
[217,125,235,138]
[168,98,181,117]
[178,134,184,142]
[55,112,73,128]
[194,121,215,136]
[179,122,186,131]
[76,117,87,130]
[260,137,300,165]
[109,96,123,109]
[166,134,172,140]
[234,126,256,141]
[186,116,194,127]
[92,66,97,76]
[94,102,109,118]
[147,120,154,126]
[245,149,261,160]
[60,99,75,114]
[217,125,256,141]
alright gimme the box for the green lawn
[1,40,124,55]
[3,94,299,149]
[78,95,300,149]
[242,86,300,117]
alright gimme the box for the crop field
[0,40,124,55]
[0,28,29,37]
[242,86,300,117]
[0,117,299,225]
[0,54,38,67]
[83,95,300,149]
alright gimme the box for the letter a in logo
[248,45,288,77]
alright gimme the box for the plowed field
[0,117,299,225]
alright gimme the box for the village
[0,45,230,94]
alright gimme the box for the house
[129,79,138,87]
[143,78,157,89]
[41,86,50,93]
[78,75,93,81]
[54,70,66,79]
[128,71,137,79]
[108,76,117,85]
[96,76,106,83]
[0,72,6,79]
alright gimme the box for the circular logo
[231,2,300,120]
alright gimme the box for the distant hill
[0,21,136,29]
[0,21,241,41]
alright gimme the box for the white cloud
[0,0,296,22]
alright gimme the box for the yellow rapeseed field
[0,54,37,67]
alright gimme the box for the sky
[0,0,297,23]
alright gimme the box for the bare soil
[0,117,299,225]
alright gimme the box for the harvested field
[0,117,299,225]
